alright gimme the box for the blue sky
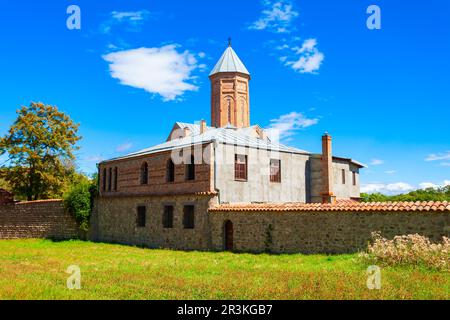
[0,0,449,194]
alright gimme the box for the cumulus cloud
[116,142,133,153]
[284,38,324,74]
[100,10,151,34]
[266,111,318,140]
[249,0,299,33]
[361,182,414,195]
[103,45,199,101]
[370,159,384,166]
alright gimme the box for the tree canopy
[361,186,450,202]
[0,102,81,200]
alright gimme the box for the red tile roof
[209,200,450,212]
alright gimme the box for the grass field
[0,239,448,300]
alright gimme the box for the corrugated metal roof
[103,124,309,163]
[209,46,250,76]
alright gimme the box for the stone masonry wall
[0,200,79,240]
[92,195,217,250]
[209,210,450,254]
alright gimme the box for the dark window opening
[102,168,106,192]
[342,169,346,184]
[108,168,112,191]
[141,162,148,185]
[167,159,175,182]
[270,159,281,183]
[163,206,174,228]
[137,206,146,227]
[186,155,195,181]
[234,154,247,181]
[183,205,195,229]
[113,167,118,191]
[352,172,357,186]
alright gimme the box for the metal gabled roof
[209,45,250,76]
[102,124,309,163]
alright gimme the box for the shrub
[360,232,449,271]
[63,182,91,231]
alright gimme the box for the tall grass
[360,232,449,271]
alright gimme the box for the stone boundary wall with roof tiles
[209,202,450,254]
[0,200,79,240]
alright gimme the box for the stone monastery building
[94,44,449,253]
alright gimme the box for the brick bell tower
[209,39,251,128]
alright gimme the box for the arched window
[140,162,148,185]
[108,168,112,191]
[186,155,195,181]
[167,159,175,182]
[227,98,232,124]
[113,167,118,191]
[102,168,106,191]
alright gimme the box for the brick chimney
[200,120,207,134]
[321,133,336,204]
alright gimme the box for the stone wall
[209,210,450,253]
[0,200,79,240]
[92,194,217,250]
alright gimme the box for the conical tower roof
[209,42,250,76]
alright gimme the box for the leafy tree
[361,185,450,202]
[63,174,98,231]
[0,102,81,200]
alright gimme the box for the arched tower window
[167,159,175,182]
[140,162,148,185]
[227,98,232,124]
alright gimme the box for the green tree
[0,102,81,200]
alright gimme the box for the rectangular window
[341,169,346,184]
[183,205,195,229]
[163,206,174,229]
[234,154,248,181]
[270,159,281,183]
[352,172,357,186]
[137,206,146,227]
[102,168,106,192]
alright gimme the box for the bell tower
[209,40,250,128]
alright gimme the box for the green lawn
[0,239,448,300]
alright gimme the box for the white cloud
[284,38,324,74]
[100,10,151,34]
[249,0,299,33]
[266,111,318,140]
[85,155,103,162]
[425,151,450,161]
[111,10,149,21]
[116,142,133,153]
[384,170,396,174]
[361,182,414,195]
[370,159,384,166]
[103,45,199,101]
[441,162,450,167]
[419,180,450,189]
